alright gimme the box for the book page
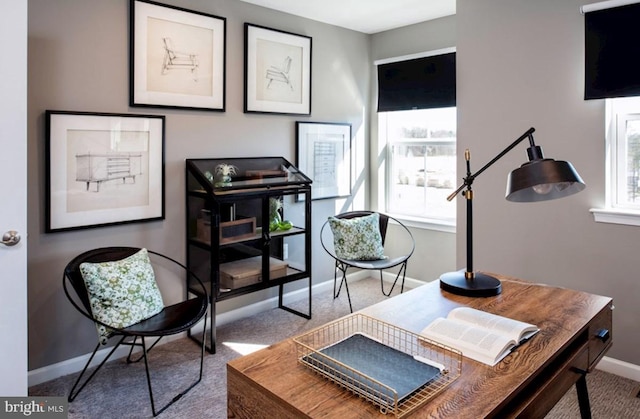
[448,307,539,343]
[420,317,515,366]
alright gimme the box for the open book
[420,307,539,366]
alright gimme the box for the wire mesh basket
[293,313,462,417]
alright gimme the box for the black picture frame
[296,121,351,200]
[130,0,226,111]
[46,110,165,232]
[244,23,312,115]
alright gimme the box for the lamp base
[439,270,502,297]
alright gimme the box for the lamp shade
[506,158,585,202]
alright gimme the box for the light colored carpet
[30,279,640,418]
[547,369,640,418]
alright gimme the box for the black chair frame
[321,211,415,313]
[63,247,208,417]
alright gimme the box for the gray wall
[457,0,639,365]
[370,16,458,282]
[27,0,639,373]
[27,0,370,370]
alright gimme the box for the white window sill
[590,208,640,227]
[387,213,456,233]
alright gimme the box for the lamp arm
[447,127,536,201]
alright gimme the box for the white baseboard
[596,356,640,382]
[30,273,637,388]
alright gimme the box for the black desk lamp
[439,127,585,297]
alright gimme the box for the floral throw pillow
[328,213,385,261]
[79,248,164,344]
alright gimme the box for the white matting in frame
[46,111,165,232]
[297,122,351,200]
[245,23,311,115]
[131,0,226,111]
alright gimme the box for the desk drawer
[505,342,589,418]
[588,302,613,370]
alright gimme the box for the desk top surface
[227,275,612,418]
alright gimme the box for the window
[380,107,457,226]
[592,97,640,225]
[375,48,456,228]
[582,3,640,226]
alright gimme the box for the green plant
[268,197,292,231]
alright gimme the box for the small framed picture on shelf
[130,0,226,111]
[46,110,165,233]
[244,23,312,115]
[296,121,351,200]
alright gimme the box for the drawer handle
[595,328,610,342]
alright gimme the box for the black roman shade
[377,52,456,112]
[584,2,640,99]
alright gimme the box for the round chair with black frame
[62,247,208,417]
[320,211,415,313]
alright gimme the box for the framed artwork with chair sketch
[244,23,312,115]
[130,0,226,111]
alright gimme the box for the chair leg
[197,314,207,382]
[69,324,207,417]
[332,261,340,297]
[126,336,162,364]
[68,337,125,402]
[380,261,408,297]
[141,320,208,417]
[140,338,158,415]
[333,261,353,313]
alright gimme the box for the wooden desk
[227,275,613,418]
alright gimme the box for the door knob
[1,230,20,246]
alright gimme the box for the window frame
[591,97,640,226]
[378,108,457,232]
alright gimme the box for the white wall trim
[595,356,640,382]
[388,213,456,234]
[590,207,640,226]
[580,0,640,14]
[374,47,456,66]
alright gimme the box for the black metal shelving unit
[185,157,312,353]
